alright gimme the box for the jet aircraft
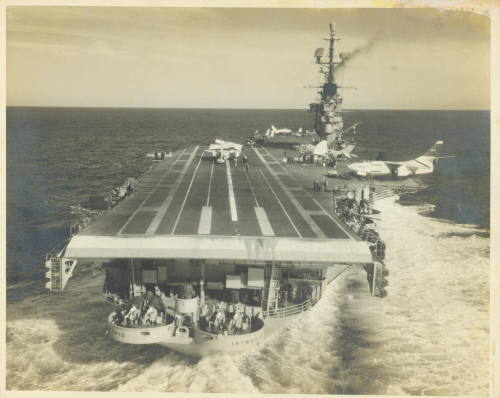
[348,141,450,178]
[270,125,292,134]
[296,122,360,160]
[297,140,357,160]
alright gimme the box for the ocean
[5,107,490,394]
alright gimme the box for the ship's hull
[159,311,304,357]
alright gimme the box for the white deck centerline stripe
[254,207,275,236]
[258,169,302,238]
[206,161,215,206]
[226,160,238,222]
[117,149,187,234]
[198,206,212,235]
[146,146,199,235]
[260,146,357,240]
[171,155,204,234]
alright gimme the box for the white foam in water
[358,197,489,395]
[6,198,489,394]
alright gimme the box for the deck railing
[262,300,311,319]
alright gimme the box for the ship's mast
[327,23,335,85]
[309,23,344,144]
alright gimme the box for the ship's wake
[6,198,489,394]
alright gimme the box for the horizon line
[6,105,490,111]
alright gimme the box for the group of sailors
[312,179,328,192]
[104,291,127,306]
[110,301,167,327]
[109,286,173,328]
[108,283,199,329]
[200,303,253,335]
[71,178,137,236]
[69,148,179,241]
[214,151,250,172]
[334,194,386,259]
[109,179,135,207]
[334,196,370,224]
[70,212,102,236]
[73,181,135,235]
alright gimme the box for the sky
[6,7,491,109]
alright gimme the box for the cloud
[6,7,490,109]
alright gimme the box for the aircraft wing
[304,144,316,153]
[313,141,329,156]
[209,144,222,151]
[214,139,243,151]
[342,122,361,136]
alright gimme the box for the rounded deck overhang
[107,313,175,344]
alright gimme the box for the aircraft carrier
[44,23,389,357]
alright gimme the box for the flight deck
[81,146,353,240]
[64,145,372,264]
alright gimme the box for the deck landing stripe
[259,146,356,240]
[146,146,199,235]
[171,155,204,234]
[254,148,320,238]
[198,206,212,234]
[258,169,302,238]
[226,161,238,222]
[254,207,275,236]
[206,161,215,206]
[117,148,186,235]
[244,171,260,207]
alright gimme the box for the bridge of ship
[63,145,372,265]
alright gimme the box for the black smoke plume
[335,40,376,73]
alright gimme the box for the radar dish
[314,48,325,57]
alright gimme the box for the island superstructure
[43,24,388,358]
[254,23,358,160]
[310,22,345,142]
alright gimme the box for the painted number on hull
[232,337,260,346]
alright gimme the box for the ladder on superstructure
[264,265,282,312]
[48,257,62,292]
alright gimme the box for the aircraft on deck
[263,125,313,137]
[146,151,173,161]
[297,140,357,160]
[296,123,360,160]
[269,125,292,135]
[205,139,243,162]
[348,140,451,178]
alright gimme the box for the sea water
[6,108,490,394]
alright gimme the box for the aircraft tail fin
[313,140,328,156]
[421,140,443,158]
[342,145,355,158]
[326,133,337,148]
